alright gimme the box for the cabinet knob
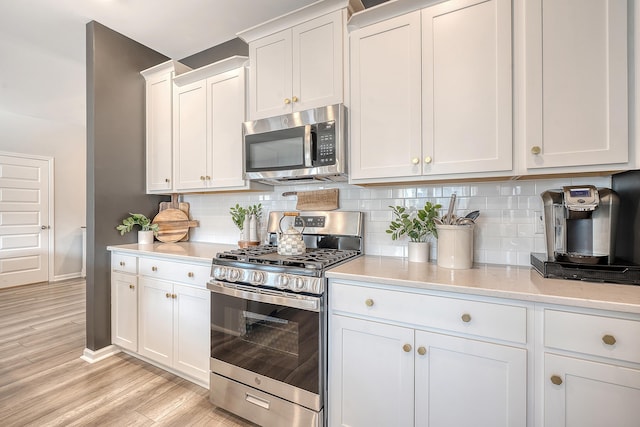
[172,293,177,299]
[151,266,158,272]
[424,156,433,164]
[200,176,205,181]
[129,284,135,290]
[550,375,563,386]
[119,261,125,266]
[284,98,291,104]
[411,157,419,165]
[165,178,170,183]
[292,96,299,103]
[403,344,412,353]
[206,176,211,180]
[365,298,374,307]
[602,334,616,346]
[165,293,171,298]
[531,146,541,155]
[461,313,472,323]
[417,346,427,356]
[188,272,194,278]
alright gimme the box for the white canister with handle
[436,224,474,269]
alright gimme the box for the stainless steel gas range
[207,210,364,427]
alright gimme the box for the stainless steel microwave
[243,104,347,185]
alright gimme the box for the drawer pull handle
[129,284,135,290]
[550,375,563,386]
[165,293,171,298]
[602,334,616,346]
[417,346,427,356]
[188,272,194,278]
[152,266,158,272]
[402,344,412,353]
[461,313,472,323]
[365,298,374,307]
[119,261,125,266]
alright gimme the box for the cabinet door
[174,80,208,190]
[145,72,173,193]
[415,331,527,427]
[172,284,210,384]
[523,0,628,169]
[111,272,138,351]
[293,10,343,112]
[329,315,414,427]
[422,0,512,175]
[544,353,640,427]
[349,11,422,181]
[207,68,247,189]
[248,29,293,120]
[138,276,173,366]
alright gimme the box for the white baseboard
[80,345,120,363]
[53,272,83,282]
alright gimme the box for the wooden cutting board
[152,209,199,243]
[159,193,191,241]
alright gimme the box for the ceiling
[0,0,386,127]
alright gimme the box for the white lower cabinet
[110,251,211,387]
[329,281,528,427]
[540,307,640,427]
[138,276,210,385]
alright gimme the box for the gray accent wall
[180,38,248,68]
[85,21,169,351]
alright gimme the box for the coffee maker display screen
[569,188,592,197]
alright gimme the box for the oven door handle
[207,281,320,312]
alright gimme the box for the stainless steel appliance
[531,184,640,285]
[541,185,619,264]
[243,104,347,185]
[207,211,363,427]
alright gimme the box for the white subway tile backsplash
[183,176,612,267]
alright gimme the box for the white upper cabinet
[349,11,423,180]
[141,60,191,194]
[422,0,512,176]
[173,57,260,192]
[518,0,629,171]
[348,0,513,183]
[239,0,363,120]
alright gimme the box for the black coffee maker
[612,170,640,265]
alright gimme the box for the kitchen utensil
[465,210,480,221]
[277,212,306,255]
[455,218,475,225]
[159,193,191,241]
[152,208,199,243]
[445,194,457,224]
[282,189,339,211]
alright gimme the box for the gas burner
[216,247,359,270]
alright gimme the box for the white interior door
[0,154,51,288]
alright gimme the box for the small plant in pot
[116,213,159,244]
[386,201,442,262]
[230,203,263,247]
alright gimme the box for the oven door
[208,281,324,412]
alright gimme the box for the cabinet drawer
[331,282,527,343]
[111,253,137,274]
[139,257,210,286]
[545,309,640,364]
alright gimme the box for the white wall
[184,175,611,267]
[0,29,86,280]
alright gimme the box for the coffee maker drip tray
[531,253,640,286]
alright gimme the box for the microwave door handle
[304,125,313,167]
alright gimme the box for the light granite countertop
[107,242,237,264]
[327,256,640,314]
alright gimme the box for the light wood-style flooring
[0,278,254,426]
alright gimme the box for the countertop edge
[107,242,236,264]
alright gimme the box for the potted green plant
[116,213,159,244]
[386,201,442,262]
[230,203,263,246]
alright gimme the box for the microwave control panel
[313,121,336,166]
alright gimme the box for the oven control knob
[213,267,226,280]
[277,274,289,289]
[291,277,305,292]
[250,271,266,285]
[227,268,241,282]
